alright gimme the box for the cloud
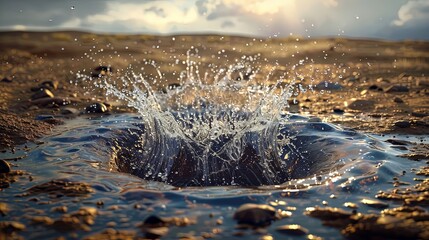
[393,0,429,26]
[221,20,234,28]
[85,2,199,33]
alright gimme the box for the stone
[0,221,26,233]
[40,80,59,90]
[385,85,409,93]
[394,97,404,103]
[0,159,11,173]
[0,202,9,216]
[85,103,108,113]
[360,198,389,209]
[233,203,277,226]
[368,84,383,91]
[0,77,12,83]
[346,99,375,111]
[31,89,54,100]
[394,120,411,128]
[276,224,309,236]
[333,107,344,114]
[315,81,343,90]
[304,207,352,220]
[35,115,55,121]
[343,202,358,209]
[143,215,167,227]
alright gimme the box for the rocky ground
[0,31,428,239]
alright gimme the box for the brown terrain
[1,31,428,151]
[0,31,428,239]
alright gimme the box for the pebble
[0,159,11,173]
[315,81,343,90]
[346,99,375,111]
[276,224,309,236]
[368,84,383,91]
[85,103,108,113]
[360,198,389,209]
[143,215,167,227]
[376,77,390,83]
[233,203,277,226]
[40,80,59,90]
[31,89,54,100]
[304,207,352,220]
[385,85,409,93]
[393,97,404,103]
[333,107,344,114]
[343,202,358,209]
[0,221,26,232]
[0,202,9,216]
[35,115,55,121]
[394,120,411,128]
[1,77,12,83]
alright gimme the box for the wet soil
[0,31,428,239]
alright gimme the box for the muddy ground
[0,31,428,239]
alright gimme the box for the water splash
[77,49,351,186]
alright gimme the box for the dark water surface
[1,114,426,239]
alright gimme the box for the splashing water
[77,49,360,187]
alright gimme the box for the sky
[0,0,428,40]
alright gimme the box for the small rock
[40,80,59,90]
[276,224,308,236]
[315,81,343,90]
[394,120,411,128]
[1,77,12,83]
[0,202,9,216]
[0,159,11,173]
[411,112,429,118]
[143,215,167,227]
[343,202,358,209]
[30,216,54,225]
[35,115,55,121]
[0,221,26,233]
[233,203,277,226]
[360,198,389,209]
[346,99,375,111]
[304,207,352,220]
[385,85,409,93]
[393,97,404,103]
[368,84,383,91]
[31,89,54,100]
[386,139,410,146]
[333,107,344,114]
[85,103,108,113]
[376,77,390,83]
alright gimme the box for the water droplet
[70,6,75,10]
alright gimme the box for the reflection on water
[0,114,424,239]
